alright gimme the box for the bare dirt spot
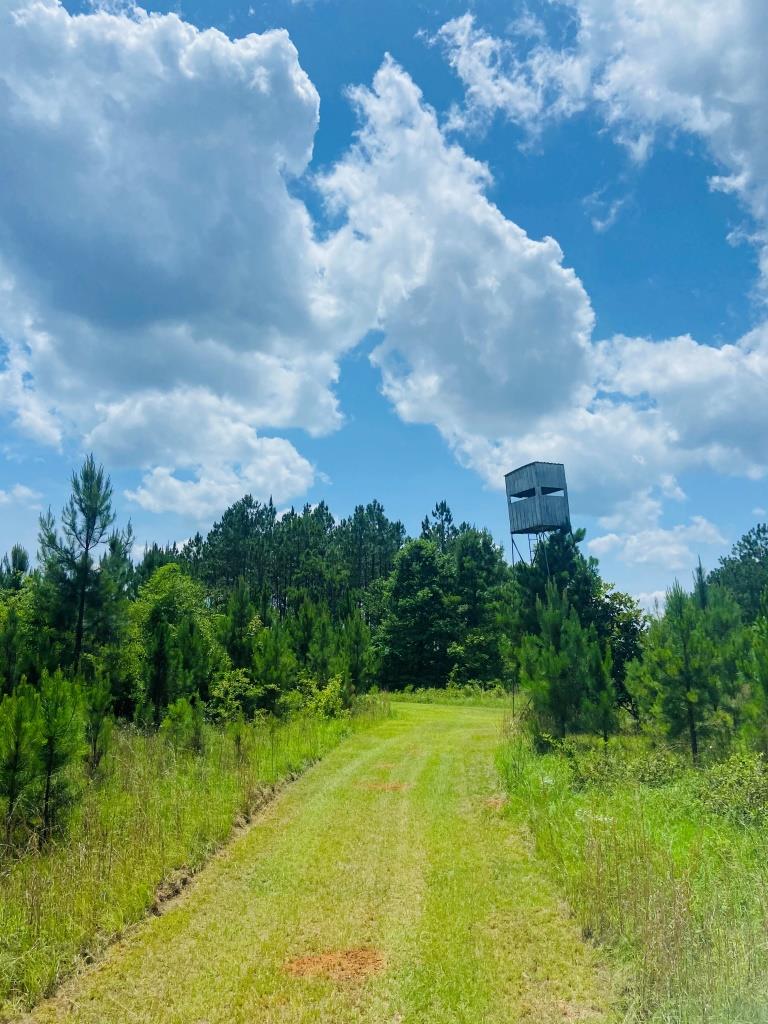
[557,1000,605,1021]
[284,948,386,982]
[358,781,412,792]
[152,868,193,913]
[485,795,508,811]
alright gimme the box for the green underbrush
[390,683,512,707]
[0,700,386,1017]
[498,729,768,1023]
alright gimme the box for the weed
[0,704,384,1014]
[499,731,768,1023]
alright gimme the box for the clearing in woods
[23,704,618,1024]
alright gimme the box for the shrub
[697,752,768,826]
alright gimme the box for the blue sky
[1,0,767,604]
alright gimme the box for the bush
[559,737,686,791]
[697,752,768,826]
[159,697,205,753]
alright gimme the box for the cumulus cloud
[588,482,725,570]
[434,3,768,279]
[589,517,725,571]
[1,0,765,547]
[431,13,589,135]
[320,53,768,529]
[320,57,594,443]
[0,0,354,517]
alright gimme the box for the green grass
[0,707,384,1018]
[17,703,616,1024]
[498,731,768,1023]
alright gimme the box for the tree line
[2,454,767,844]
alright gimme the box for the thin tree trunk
[4,744,20,845]
[42,748,54,841]
[73,553,89,672]
[686,699,699,762]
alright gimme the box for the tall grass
[497,731,768,1023]
[392,684,513,707]
[0,702,386,1016]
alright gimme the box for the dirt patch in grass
[358,781,412,792]
[485,795,508,811]
[284,948,386,981]
[151,868,194,914]
[557,999,605,1021]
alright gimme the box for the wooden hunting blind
[505,462,570,545]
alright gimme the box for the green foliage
[377,539,458,689]
[38,670,84,838]
[159,696,205,753]
[709,522,768,622]
[84,671,112,773]
[627,580,744,759]
[0,683,42,844]
[420,499,458,552]
[131,564,224,721]
[208,667,262,721]
[221,579,255,670]
[696,752,768,826]
[252,622,296,711]
[514,528,645,704]
[0,710,375,1011]
[499,731,768,1022]
[520,583,610,739]
[38,455,123,673]
[0,544,29,593]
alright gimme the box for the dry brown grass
[284,948,386,981]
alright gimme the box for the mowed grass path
[24,704,618,1024]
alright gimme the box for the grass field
[0,713,365,1018]
[17,703,617,1024]
[498,732,768,1023]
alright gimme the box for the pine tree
[290,597,316,667]
[222,579,255,670]
[377,539,458,689]
[627,582,743,760]
[307,604,335,685]
[339,611,373,697]
[420,501,458,553]
[177,614,210,701]
[520,584,595,738]
[38,455,119,671]
[84,671,113,773]
[0,683,41,844]
[146,615,179,725]
[38,670,83,839]
[0,545,30,592]
[582,641,618,743]
[253,623,296,711]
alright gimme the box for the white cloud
[754,507,768,518]
[588,479,724,571]
[88,389,315,518]
[432,14,589,135]
[0,483,42,507]
[319,57,595,444]
[0,0,356,517]
[316,55,768,539]
[582,189,630,233]
[435,3,768,282]
[0,0,764,549]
